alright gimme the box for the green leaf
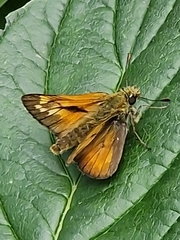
[0,0,179,240]
[0,0,8,8]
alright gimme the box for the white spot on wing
[48,109,59,115]
[35,104,42,109]
[40,108,48,112]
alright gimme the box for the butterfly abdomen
[56,121,98,152]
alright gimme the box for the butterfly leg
[129,110,151,150]
[130,106,142,124]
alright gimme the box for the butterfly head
[122,86,140,105]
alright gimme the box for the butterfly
[21,86,144,179]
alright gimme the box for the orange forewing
[21,93,108,137]
[68,119,128,179]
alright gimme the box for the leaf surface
[0,0,180,240]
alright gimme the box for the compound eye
[129,95,136,105]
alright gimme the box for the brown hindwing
[67,118,128,179]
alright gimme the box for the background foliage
[0,0,180,240]
[0,0,30,29]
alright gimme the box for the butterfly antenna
[116,53,132,91]
[139,97,170,109]
[125,53,131,71]
[140,97,170,102]
[124,53,131,86]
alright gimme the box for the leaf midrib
[54,174,82,239]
